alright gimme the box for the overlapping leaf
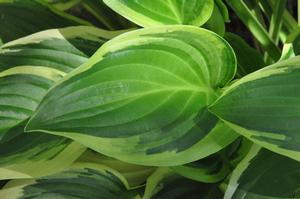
[26,25,237,166]
[103,0,214,27]
[210,56,300,161]
[143,168,222,199]
[0,123,85,180]
[0,26,120,179]
[0,26,120,139]
[171,153,230,183]
[77,150,154,187]
[225,146,300,199]
[0,163,139,199]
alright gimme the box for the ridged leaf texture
[26,25,237,166]
[103,0,214,27]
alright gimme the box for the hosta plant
[0,0,300,198]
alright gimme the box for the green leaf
[143,168,223,199]
[77,149,154,187]
[224,32,265,77]
[0,26,120,139]
[26,25,237,166]
[225,145,300,199]
[0,0,91,43]
[0,163,139,199]
[0,123,85,180]
[214,0,229,22]
[103,0,214,27]
[80,0,136,30]
[170,153,230,183]
[203,1,226,36]
[210,56,300,162]
[0,73,54,139]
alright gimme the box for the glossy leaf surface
[103,0,214,27]
[26,26,237,166]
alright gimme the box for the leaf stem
[226,0,281,61]
[269,0,286,44]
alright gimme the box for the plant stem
[298,0,300,25]
[226,0,281,61]
[269,0,286,44]
[260,0,298,34]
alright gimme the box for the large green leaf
[0,123,85,180]
[143,168,222,199]
[103,0,214,27]
[225,145,300,199]
[0,163,140,199]
[0,0,91,43]
[26,25,237,166]
[210,56,300,161]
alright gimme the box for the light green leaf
[0,163,139,199]
[210,56,300,162]
[214,0,229,22]
[225,145,300,199]
[77,149,154,187]
[0,123,85,180]
[143,168,222,199]
[203,0,226,36]
[0,0,91,43]
[103,0,214,27]
[26,25,237,166]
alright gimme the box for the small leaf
[26,26,237,166]
[103,0,214,27]
[210,56,300,161]
[203,1,226,36]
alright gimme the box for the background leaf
[0,0,90,43]
[0,123,85,180]
[225,145,300,199]
[0,163,139,199]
